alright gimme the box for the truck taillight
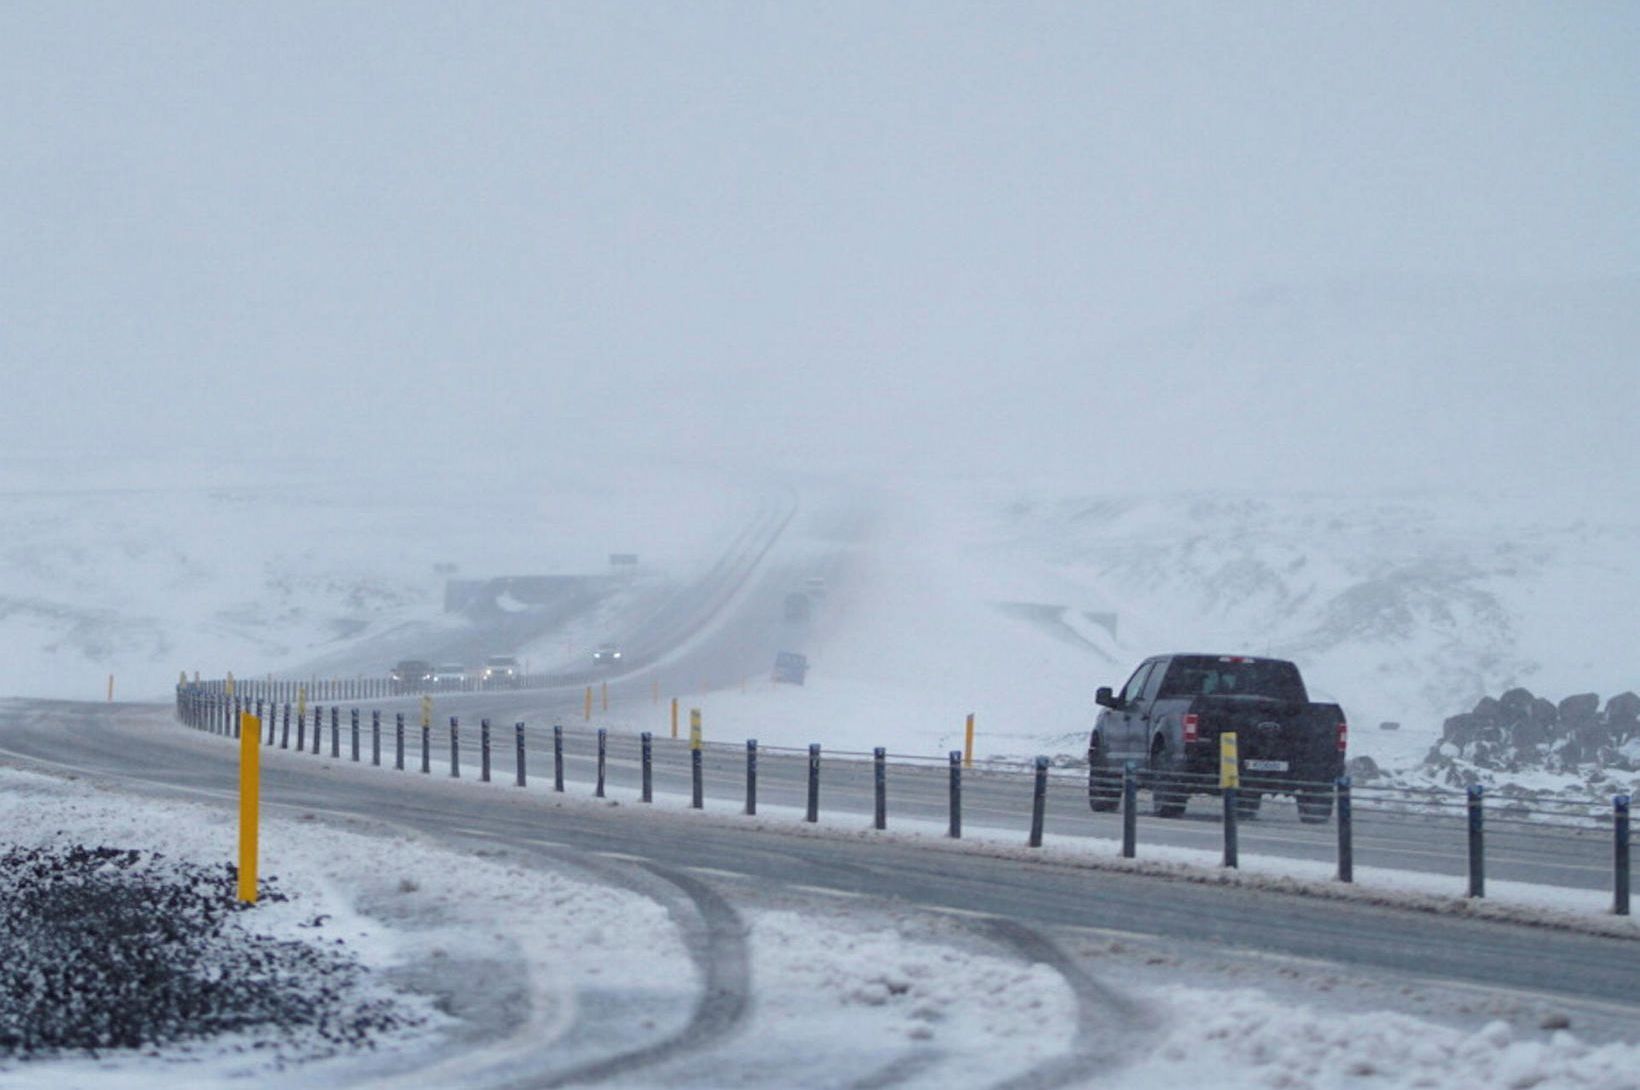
[1182,713,1199,744]
[1337,721,1348,752]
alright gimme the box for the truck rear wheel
[1150,742,1188,817]
[1297,788,1333,824]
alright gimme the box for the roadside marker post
[1615,795,1631,917]
[107,674,114,702]
[964,713,975,768]
[595,728,606,797]
[1220,732,1240,869]
[745,739,757,815]
[584,686,592,721]
[553,724,565,792]
[515,722,527,787]
[948,750,963,838]
[1467,784,1485,898]
[1122,761,1138,859]
[1028,756,1049,848]
[806,743,820,823]
[601,681,608,712]
[641,732,653,802]
[873,748,887,830]
[690,710,704,808]
[671,697,679,739]
[237,713,261,903]
[1337,777,1354,883]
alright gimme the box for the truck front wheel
[1087,741,1120,812]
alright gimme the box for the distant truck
[772,651,809,685]
[1088,654,1346,822]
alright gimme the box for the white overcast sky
[2,3,1635,494]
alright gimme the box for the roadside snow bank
[1130,985,1640,1090]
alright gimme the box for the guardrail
[174,686,1633,918]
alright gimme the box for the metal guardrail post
[1616,794,1631,917]
[481,719,492,783]
[691,747,703,809]
[515,722,527,787]
[745,739,757,815]
[640,731,652,802]
[296,711,306,752]
[313,707,324,754]
[1337,776,1353,883]
[420,719,430,773]
[806,743,820,822]
[873,747,887,831]
[595,728,606,797]
[553,724,564,792]
[371,710,380,766]
[449,716,460,778]
[330,707,340,758]
[350,708,360,762]
[281,703,290,749]
[1122,761,1138,859]
[1467,784,1485,898]
[948,750,962,839]
[1028,756,1048,847]
[395,713,405,770]
[1223,786,1239,868]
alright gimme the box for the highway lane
[248,676,1626,900]
[4,699,1637,1015]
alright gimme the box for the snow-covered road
[3,702,1639,1087]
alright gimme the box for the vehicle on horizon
[802,575,827,597]
[1088,654,1346,822]
[591,644,623,666]
[431,663,467,688]
[481,655,520,684]
[390,659,433,692]
[773,650,808,685]
[783,591,812,622]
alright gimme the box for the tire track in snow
[530,861,750,1088]
[981,919,1152,1090]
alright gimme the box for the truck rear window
[1157,657,1307,702]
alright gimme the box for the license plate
[1245,759,1289,772]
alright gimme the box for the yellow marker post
[671,697,679,739]
[584,686,593,721]
[297,685,308,722]
[1220,732,1240,790]
[964,713,976,768]
[106,674,114,702]
[601,681,609,712]
[237,712,261,903]
[689,708,702,750]
[226,671,236,698]
[420,694,433,729]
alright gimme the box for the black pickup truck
[1088,654,1346,822]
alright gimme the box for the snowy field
[1,758,1637,1088]
[3,454,1635,784]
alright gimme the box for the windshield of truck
[1157,657,1307,702]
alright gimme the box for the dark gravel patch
[0,845,423,1062]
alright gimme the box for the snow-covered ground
[3,757,1637,1088]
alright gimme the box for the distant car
[481,656,520,682]
[773,651,808,685]
[783,592,813,622]
[388,658,432,685]
[803,576,827,597]
[591,644,623,666]
[432,663,467,687]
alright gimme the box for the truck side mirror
[1095,686,1118,709]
